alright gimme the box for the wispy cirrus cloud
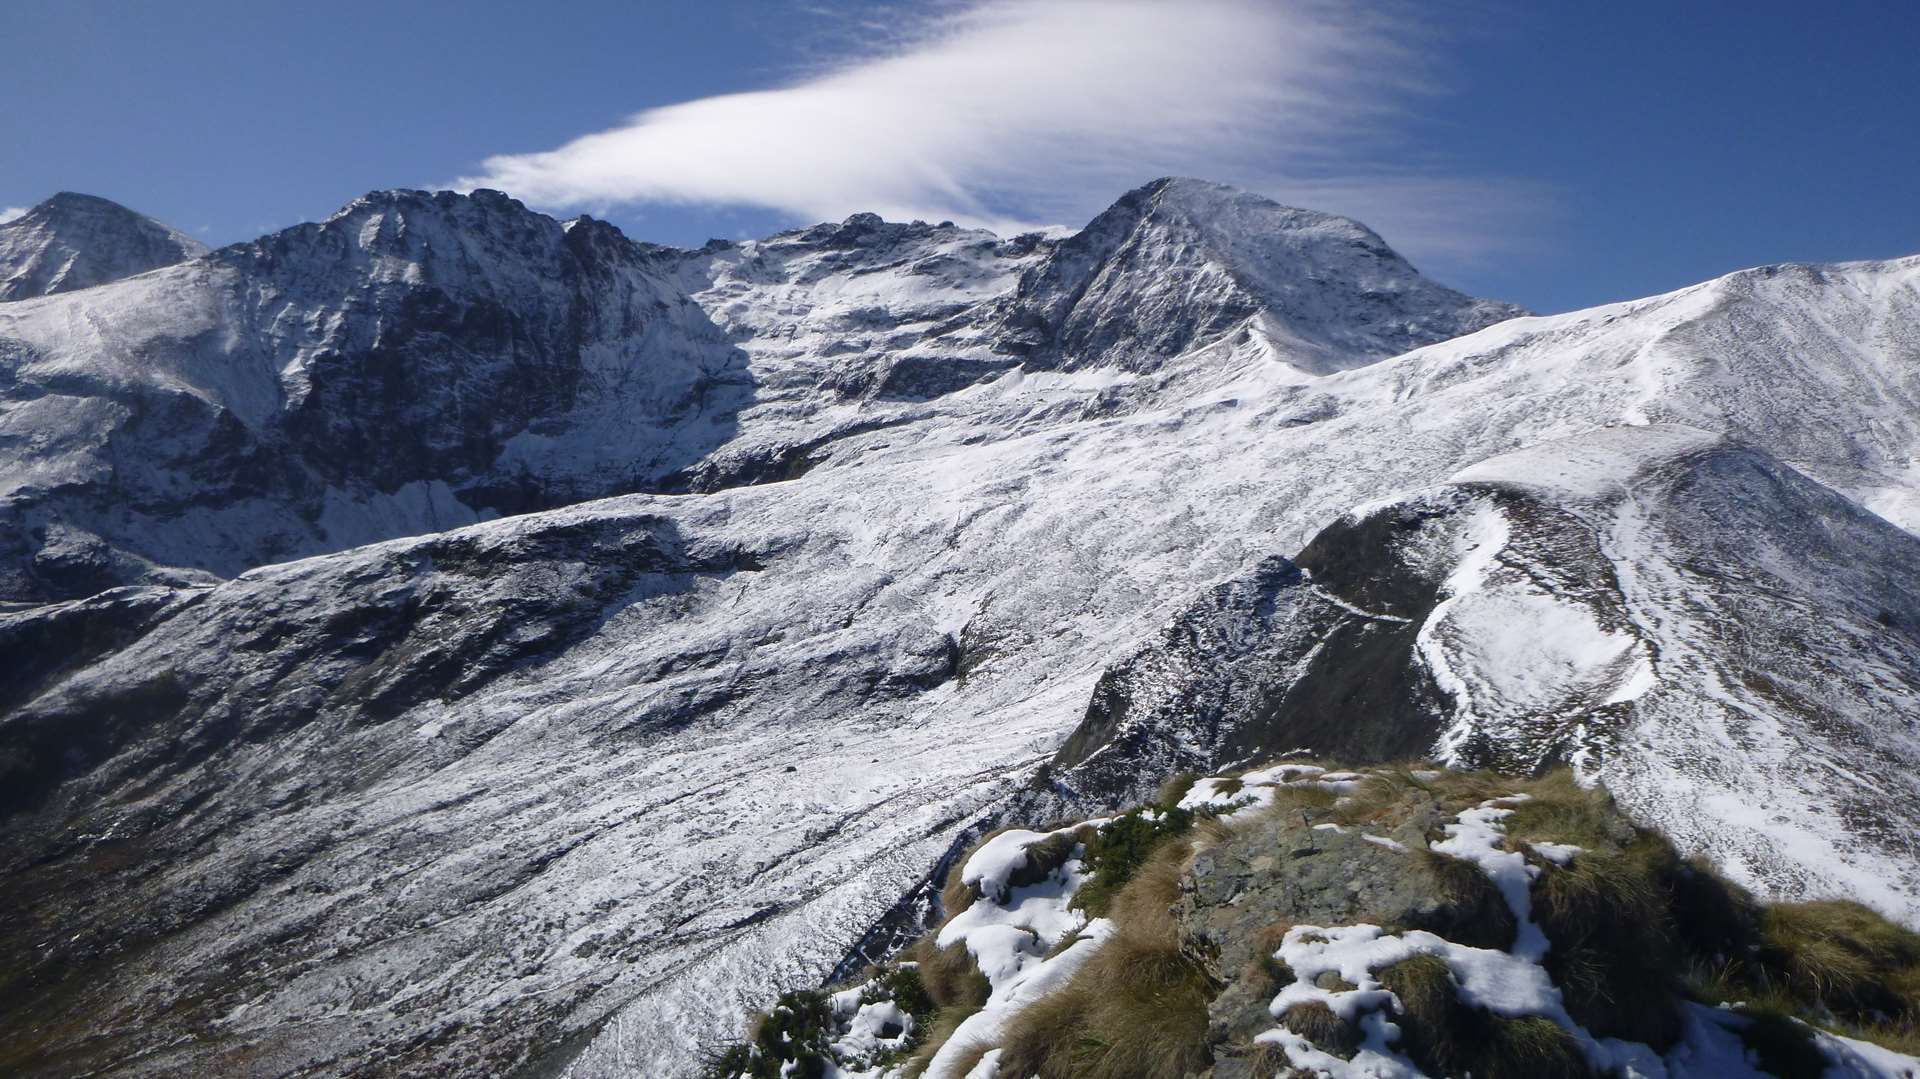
[457,0,1546,266]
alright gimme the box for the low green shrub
[707,988,835,1079]
[1072,806,1192,917]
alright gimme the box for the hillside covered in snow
[0,192,206,302]
[1,179,1917,1078]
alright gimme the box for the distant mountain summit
[986,177,1523,374]
[0,192,206,301]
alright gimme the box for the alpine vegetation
[711,763,1920,1078]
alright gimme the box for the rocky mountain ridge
[0,192,207,302]
[1,181,1918,1077]
[716,762,1920,1078]
[0,180,1518,603]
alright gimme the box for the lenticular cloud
[457,0,1421,233]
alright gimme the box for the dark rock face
[0,190,751,602]
[1043,498,1471,812]
[0,513,728,824]
[1040,466,1746,812]
[0,192,208,301]
[230,192,742,504]
[0,585,191,717]
[1177,791,1503,1073]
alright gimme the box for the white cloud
[0,206,28,225]
[458,0,1544,265]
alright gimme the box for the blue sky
[4,0,1916,313]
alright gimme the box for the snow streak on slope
[1456,427,1920,920]
[1467,430,1918,907]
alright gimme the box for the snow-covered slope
[660,212,1052,488]
[0,192,206,301]
[0,180,1517,603]
[1045,425,1920,918]
[3,179,1920,1077]
[981,177,1523,376]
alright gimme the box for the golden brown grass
[1530,836,1685,1046]
[993,837,1216,1079]
[1373,954,1592,1078]
[1486,1015,1591,1078]
[1277,1000,1360,1056]
[1759,900,1920,1016]
[939,824,1088,921]
[718,759,1920,1077]
[1156,771,1198,809]
[893,934,990,1077]
[1377,954,1454,1025]
[939,836,989,921]
[910,936,989,1013]
[897,1004,986,1078]
[1245,920,1297,996]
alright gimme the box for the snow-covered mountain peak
[0,191,207,301]
[261,186,612,278]
[1127,175,1384,242]
[0,186,749,599]
[986,176,1523,375]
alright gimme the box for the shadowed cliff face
[1038,494,1481,814]
[0,190,753,602]
[1040,485,1619,813]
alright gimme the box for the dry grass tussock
[994,837,1216,1079]
[1376,954,1593,1078]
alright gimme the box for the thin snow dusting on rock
[0,192,206,301]
[2,178,1920,1077]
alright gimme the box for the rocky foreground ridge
[716,762,1920,1078]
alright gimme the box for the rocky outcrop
[1044,427,1920,919]
[717,763,1920,1079]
